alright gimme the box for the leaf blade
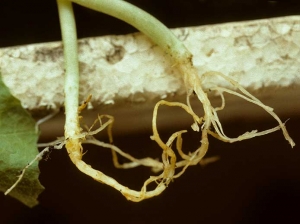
[0,75,44,207]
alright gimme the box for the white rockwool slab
[0,16,300,109]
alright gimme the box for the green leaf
[0,75,44,207]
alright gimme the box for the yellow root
[200,71,295,146]
[63,62,294,202]
[48,0,295,203]
[8,66,291,200]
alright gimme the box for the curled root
[63,68,294,201]
[7,68,294,200]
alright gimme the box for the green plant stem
[71,0,192,61]
[57,0,80,139]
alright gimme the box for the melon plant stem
[71,0,192,64]
[57,0,80,139]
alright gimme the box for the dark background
[1,0,300,47]
[1,0,300,223]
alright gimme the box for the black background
[1,1,300,224]
[1,0,300,47]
